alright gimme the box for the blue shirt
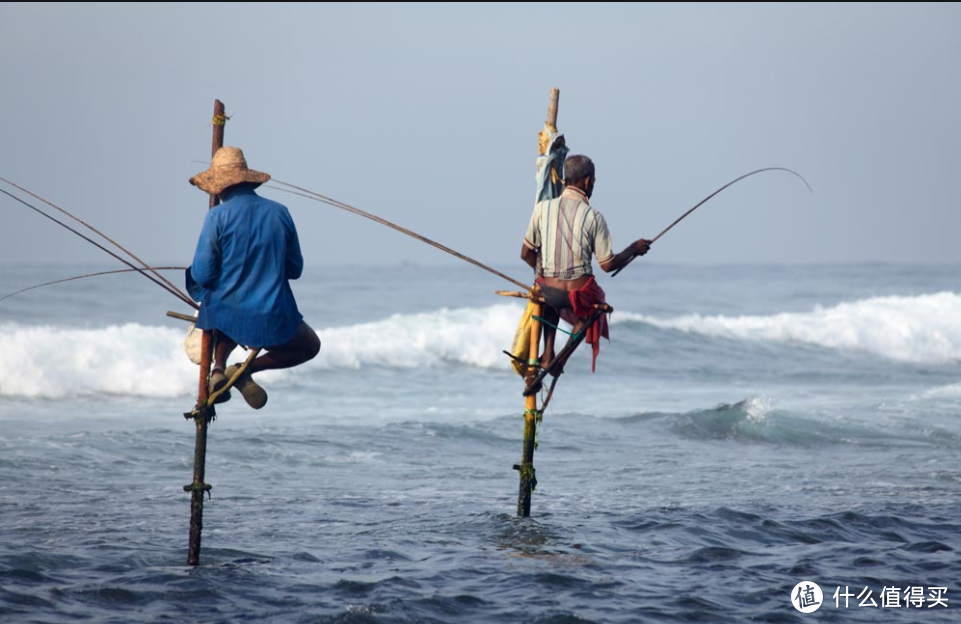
[186,186,304,347]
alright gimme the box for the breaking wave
[616,291,961,364]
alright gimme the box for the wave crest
[617,291,961,364]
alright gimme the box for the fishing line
[268,180,531,291]
[612,167,812,277]
[0,176,194,304]
[0,267,187,303]
[0,187,197,308]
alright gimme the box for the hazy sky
[1,2,959,274]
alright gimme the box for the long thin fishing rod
[0,176,192,303]
[612,167,812,277]
[0,188,197,309]
[268,180,531,291]
[0,267,187,303]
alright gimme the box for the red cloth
[559,276,610,372]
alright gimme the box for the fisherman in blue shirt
[186,147,320,409]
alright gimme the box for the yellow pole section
[517,299,541,516]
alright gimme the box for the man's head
[564,155,595,198]
[190,146,270,195]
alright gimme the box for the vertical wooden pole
[516,88,559,517]
[186,99,226,566]
[208,100,226,210]
[546,87,559,129]
[517,304,542,517]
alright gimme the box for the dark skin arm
[599,239,651,273]
[522,238,651,275]
[521,243,538,271]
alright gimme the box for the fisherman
[521,154,650,377]
[186,147,320,409]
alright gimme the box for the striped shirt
[523,186,613,280]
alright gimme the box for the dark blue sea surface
[1,263,960,622]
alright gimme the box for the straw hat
[189,146,270,195]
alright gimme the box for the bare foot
[541,348,568,377]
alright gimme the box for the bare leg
[540,305,560,370]
[213,331,238,373]
[248,322,321,374]
[549,319,586,375]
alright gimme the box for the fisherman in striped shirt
[521,154,650,375]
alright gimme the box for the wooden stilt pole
[514,88,560,517]
[516,302,542,517]
[186,99,226,566]
[546,87,559,131]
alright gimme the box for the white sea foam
[306,304,523,371]
[616,292,961,364]
[0,304,526,398]
[0,322,196,398]
[743,396,776,423]
[4,292,959,399]
[914,382,961,400]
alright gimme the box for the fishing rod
[0,267,187,303]
[268,179,531,291]
[0,177,195,305]
[611,167,812,277]
[0,187,197,309]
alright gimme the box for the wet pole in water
[186,99,227,566]
[514,88,558,517]
[515,303,542,517]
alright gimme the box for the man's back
[188,186,303,347]
[186,146,320,410]
[524,186,613,282]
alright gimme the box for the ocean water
[1,262,959,623]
